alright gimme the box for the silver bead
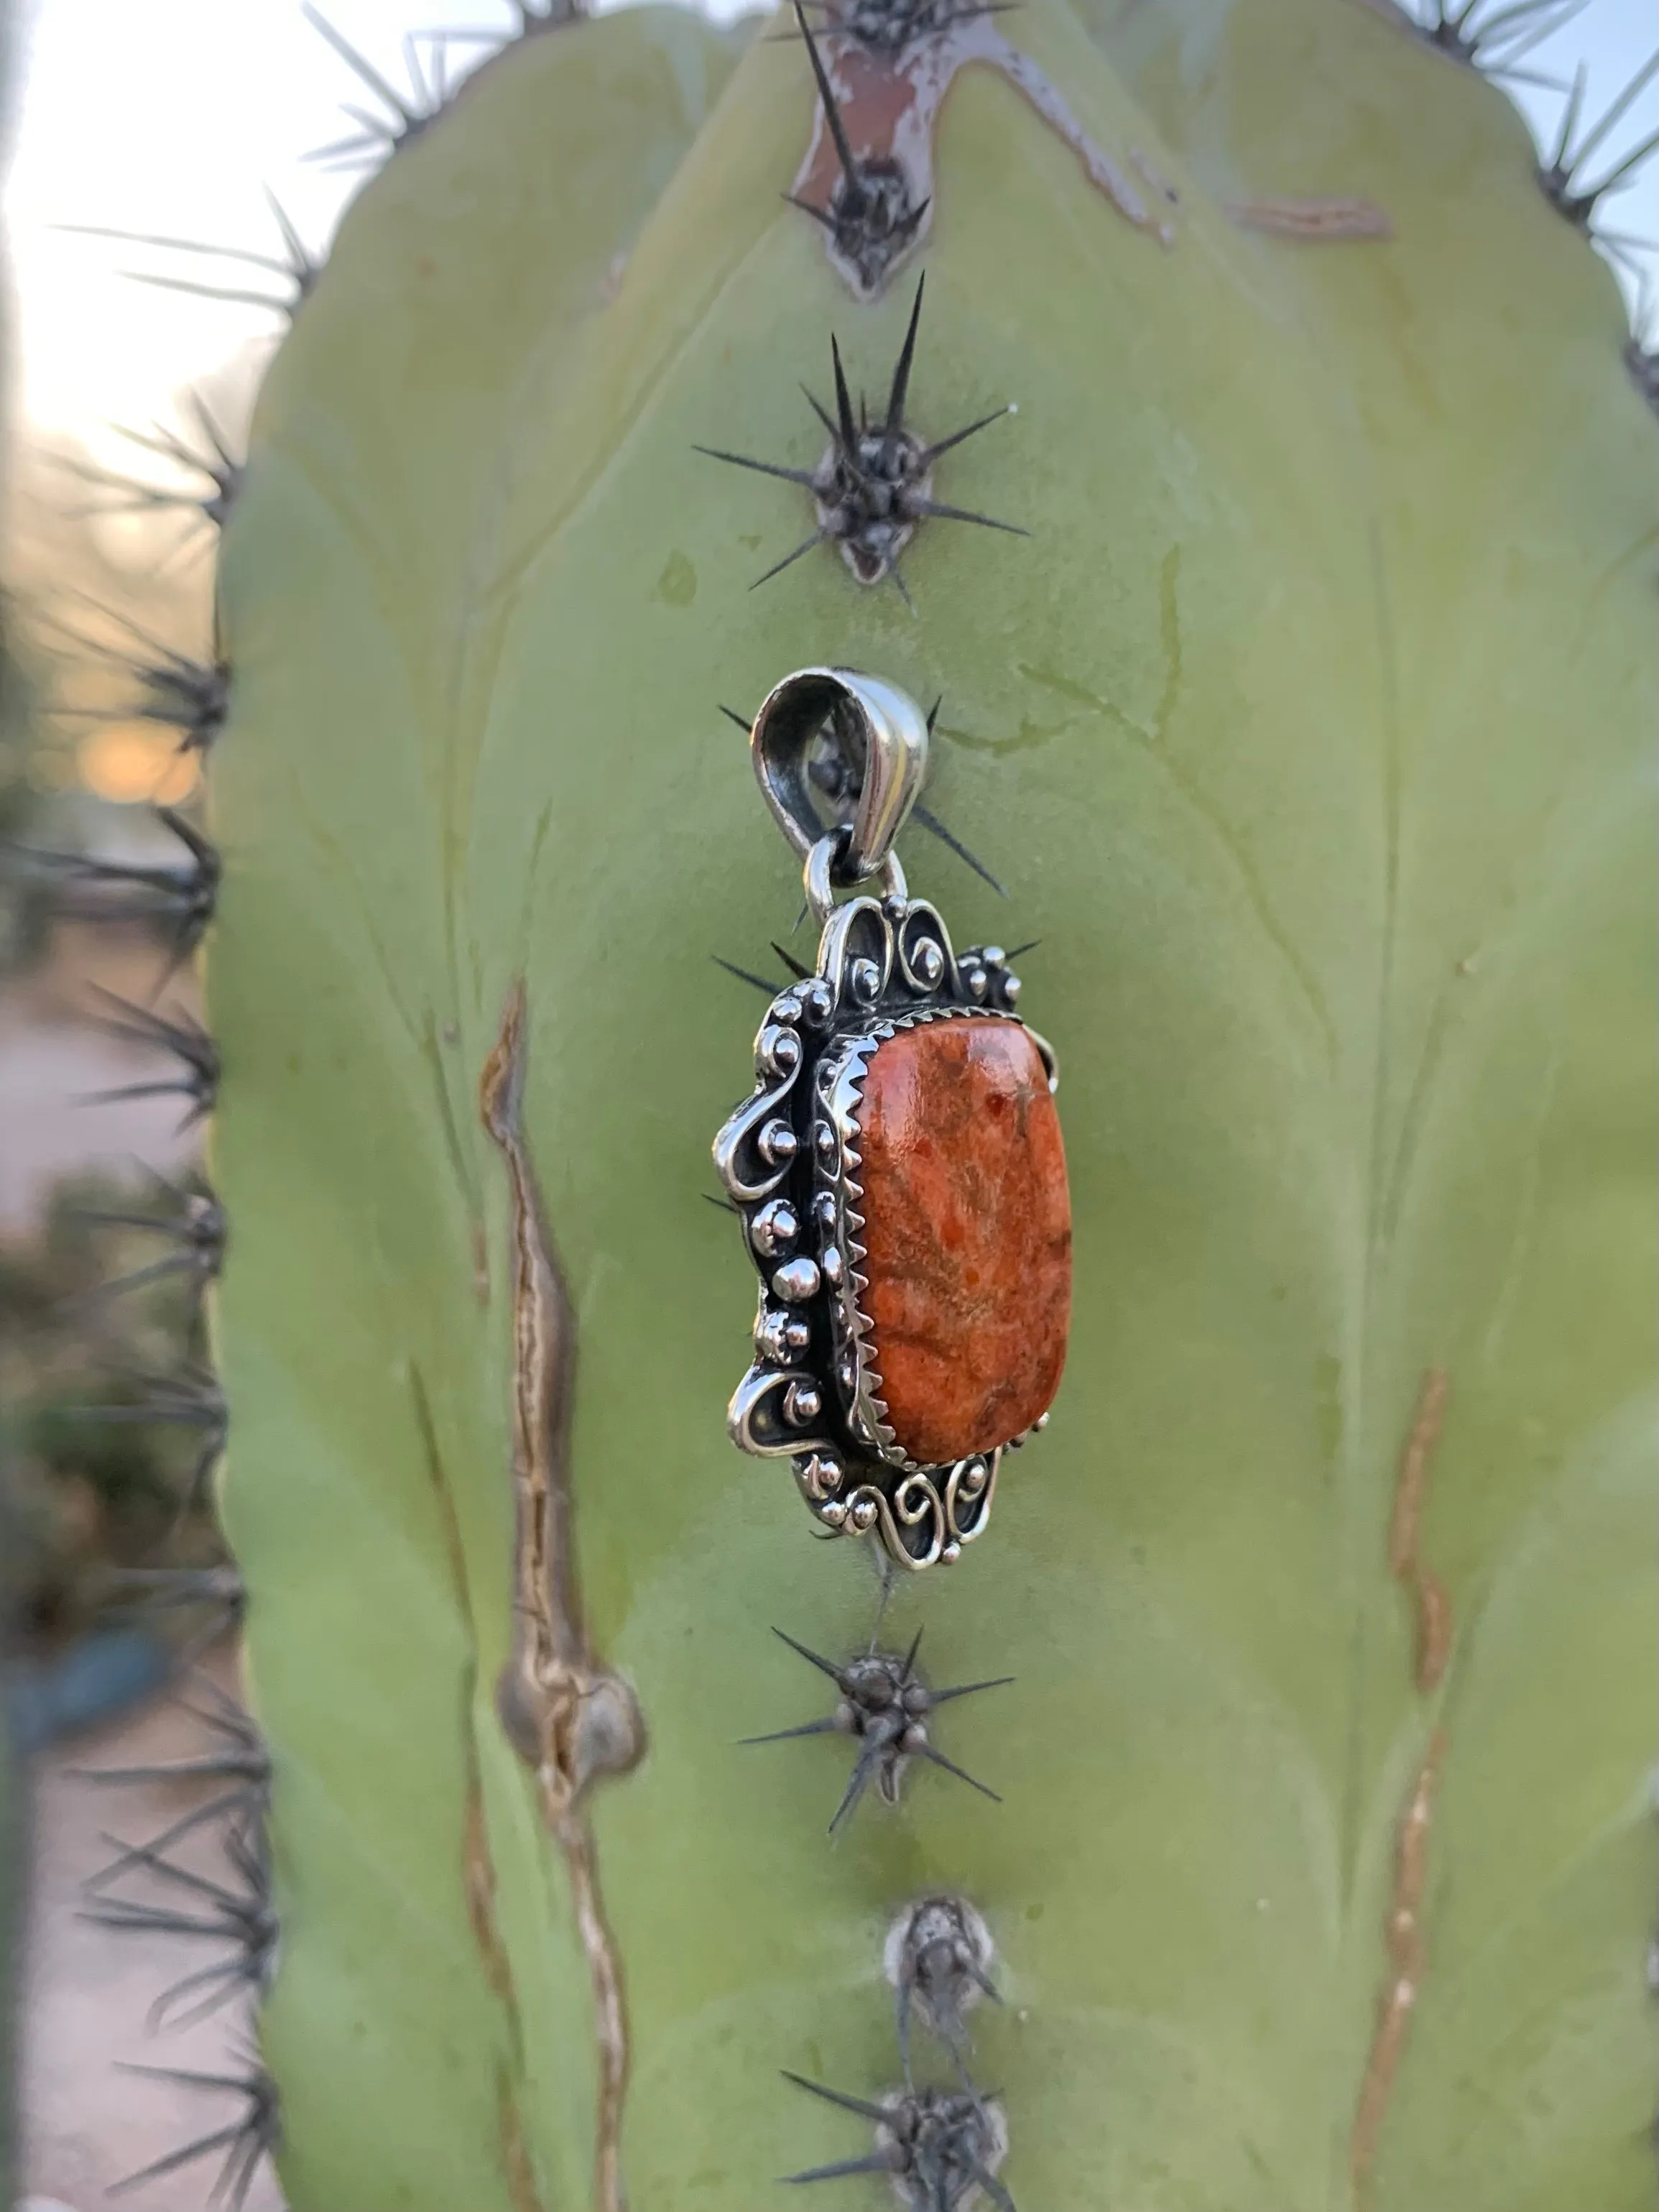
[759,1024,803,1074]
[785,1379,823,1425]
[813,1190,838,1235]
[801,980,833,1026]
[912,938,944,987]
[772,1256,821,1303]
[851,957,881,1003]
[942,1540,963,1564]
[963,965,988,1002]
[983,944,1006,967]
[754,1309,795,1363]
[759,1117,798,1166]
[803,1451,843,1496]
[1002,974,1022,1005]
[818,1498,849,1528]
[851,1496,879,1530]
[821,1244,844,1287]
[814,1120,838,1168]
[783,1314,812,1357]
[750,1199,799,1257]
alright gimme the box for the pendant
[713,668,1072,1570]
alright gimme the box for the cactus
[65,0,1653,2206]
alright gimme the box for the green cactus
[80,0,1655,2205]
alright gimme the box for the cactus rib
[477,981,645,2212]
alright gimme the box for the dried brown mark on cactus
[1350,1727,1447,2189]
[479,981,646,2212]
[1351,1367,1457,2185]
[412,1365,546,2203]
[787,0,1175,297]
[1226,196,1393,240]
[1388,1365,1452,1692]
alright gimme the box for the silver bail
[748,667,930,882]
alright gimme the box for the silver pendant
[713,669,1072,1572]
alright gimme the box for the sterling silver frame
[713,884,1056,1571]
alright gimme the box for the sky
[4,0,1655,456]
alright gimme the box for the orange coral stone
[856,1018,1071,1464]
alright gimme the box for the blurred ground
[0,922,200,1237]
[4,919,279,2211]
[19,1646,281,2212]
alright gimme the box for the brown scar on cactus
[479,980,645,2212]
[741,1624,1010,1835]
[412,1365,545,2206]
[1388,1365,1453,1692]
[696,275,1025,598]
[1351,1369,1459,2185]
[1226,196,1394,240]
[786,0,929,294]
[1350,1727,1448,2190]
[788,0,1175,298]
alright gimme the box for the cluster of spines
[742,1608,1017,2206]
[24,100,280,2198]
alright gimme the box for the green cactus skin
[203,1,1653,2206]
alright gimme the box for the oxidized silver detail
[713,847,1055,1570]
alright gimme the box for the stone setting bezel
[712,885,1060,1570]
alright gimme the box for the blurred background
[0,1,1652,2206]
